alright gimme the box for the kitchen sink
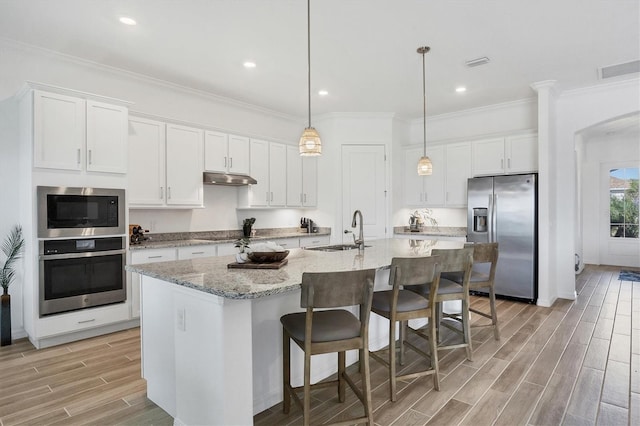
[306,244,371,252]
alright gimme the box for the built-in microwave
[37,186,126,238]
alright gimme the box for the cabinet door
[228,134,250,175]
[128,117,166,206]
[445,142,471,207]
[302,156,317,207]
[404,147,425,205]
[472,137,505,176]
[506,134,538,173]
[286,145,303,207]
[33,90,85,170]
[166,124,204,206]
[249,139,269,206]
[204,130,228,173]
[269,142,287,206]
[423,146,445,206]
[177,245,217,260]
[86,100,128,173]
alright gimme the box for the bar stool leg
[303,350,312,426]
[428,315,440,391]
[462,297,473,361]
[338,351,346,402]
[282,330,291,414]
[489,287,500,340]
[389,315,398,401]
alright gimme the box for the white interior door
[341,145,387,242]
[599,161,640,267]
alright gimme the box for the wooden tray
[227,259,288,269]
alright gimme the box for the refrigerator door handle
[492,194,498,242]
[488,194,493,242]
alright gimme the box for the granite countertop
[129,227,331,250]
[393,226,467,237]
[126,238,464,300]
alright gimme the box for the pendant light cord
[422,49,426,157]
[307,0,312,128]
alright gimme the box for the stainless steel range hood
[203,172,257,186]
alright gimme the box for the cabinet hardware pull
[230,157,233,168]
[271,192,273,202]
[148,255,163,259]
[78,318,96,324]
[508,158,511,169]
[77,148,81,164]
[88,149,92,164]
[501,158,504,169]
[192,251,204,255]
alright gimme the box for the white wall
[579,133,640,265]
[555,78,640,301]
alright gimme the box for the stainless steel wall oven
[39,236,126,316]
[37,186,125,238]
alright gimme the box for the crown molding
[0,37,301,122]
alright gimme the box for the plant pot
[243,225,252,238]
[1,290,10,346]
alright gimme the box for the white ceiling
[0,0,638,120]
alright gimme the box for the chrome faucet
[351,210,364,250]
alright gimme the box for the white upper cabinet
[269,142,287,206]
[505,133,538,174]
[404,146,445,206]
[472,133,538,176]
[286,146,317,207]
[165,124,204,206]
[128,117,166,206]
[404,143,470,207]
[445,142,472,207]
[32,90,128,173]
[86,100,128,173]
[204,131,250,175]
[248,139,269,206]
[128,118,204,208]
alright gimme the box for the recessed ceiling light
[455,87,467,93]
[318,90,329,96]
[119,16,137,26]
[243,61,256,68]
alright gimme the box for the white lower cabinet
[130,248,178,318]
[35,303,131,342]
[177,245,217,260]
[299,235,330,248]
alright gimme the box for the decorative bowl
[247,250,289,263]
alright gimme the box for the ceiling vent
[465,56,490,67]
[600,60,640,79]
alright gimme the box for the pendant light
[417,46,432,175]
[299,0,322,156]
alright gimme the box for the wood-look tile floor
[0,265,637,425]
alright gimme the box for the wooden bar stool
[406,247,474,361]
[281,268,376,426]
[370,256,442,401]
[443,242,500,340]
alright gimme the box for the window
[610,167,639,238]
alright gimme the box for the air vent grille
[465,57,490,67]
[600,60,640,79]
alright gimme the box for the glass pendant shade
[299,127,322,156]
[417,155,433,175]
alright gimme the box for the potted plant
[1,225,24,346]
[409,209,438,231]
[234,237,251,263]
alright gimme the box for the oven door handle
[39,249,126,261]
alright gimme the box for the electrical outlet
[176,308,186,331]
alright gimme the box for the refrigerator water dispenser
[473,208,488,232]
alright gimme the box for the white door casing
[341,145,387,242]
[599,161,640,267]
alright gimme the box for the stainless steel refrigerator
[467,174,537,303]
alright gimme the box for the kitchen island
[127,238,463,425]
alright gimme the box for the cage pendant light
[417,46,432,175]
[299,0,322,156]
